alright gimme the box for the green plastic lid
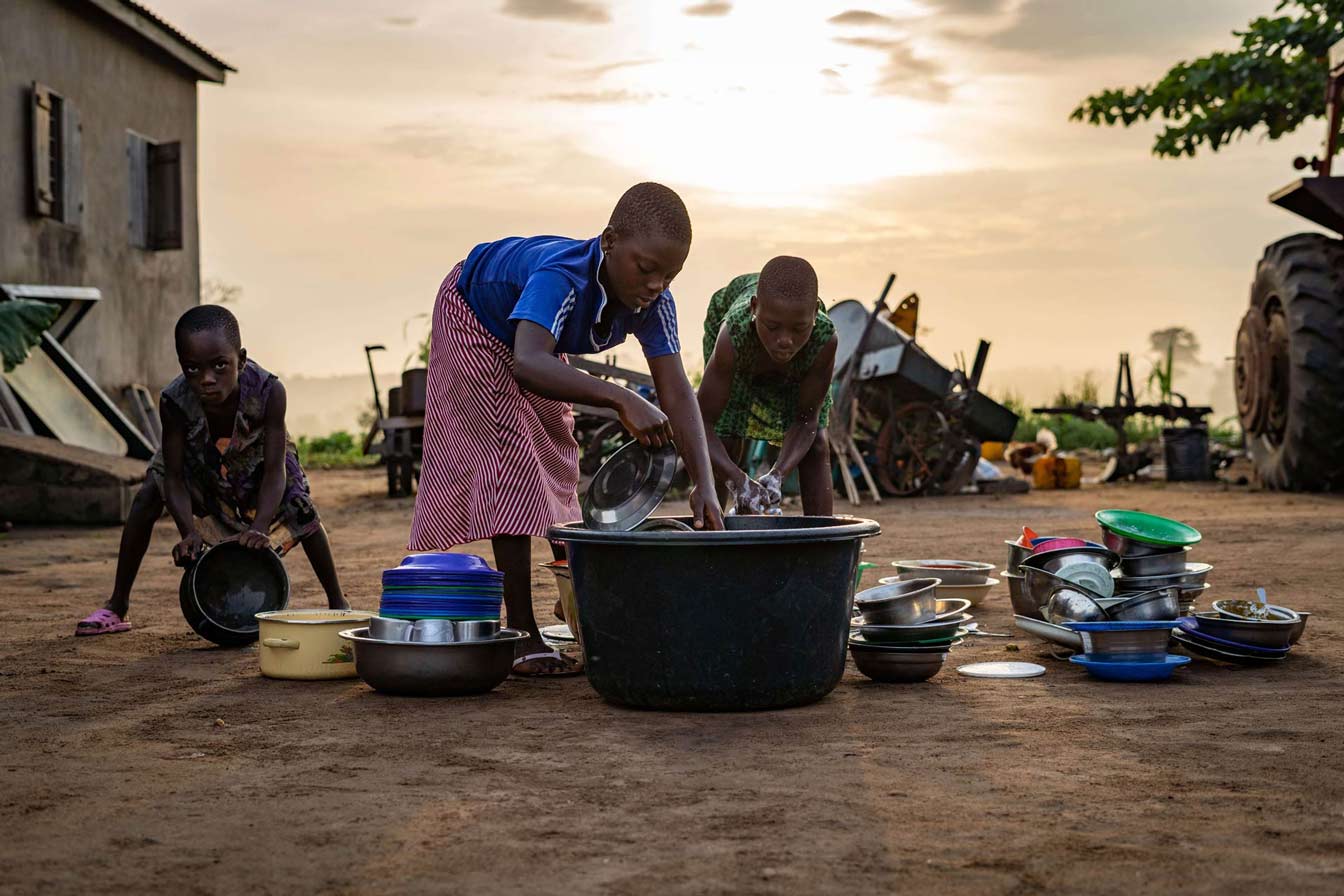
[1095,509,1202,547]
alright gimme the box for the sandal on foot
[511,649,583,678]
[76,608,131,637]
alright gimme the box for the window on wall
[127,132,183,251]
[30,82,82,228]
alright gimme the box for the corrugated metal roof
[79,0,235,83]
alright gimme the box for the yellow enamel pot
[255,609,375,680]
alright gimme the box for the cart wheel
[874,401,953,496]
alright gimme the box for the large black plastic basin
[549,515,880,711]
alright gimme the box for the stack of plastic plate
[380,553,504,621]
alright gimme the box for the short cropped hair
[608,182,692,245]
[757,256,818,304]
[175,304,242,351]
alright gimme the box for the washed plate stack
[1097,509,1209,615]
[380,553,504,621]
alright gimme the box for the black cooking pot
[179,541,290,647]
[550,515,880,711]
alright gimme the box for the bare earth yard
[2,469,1342,894]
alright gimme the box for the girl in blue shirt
[409,183,723,676]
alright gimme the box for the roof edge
[80,0,235,83]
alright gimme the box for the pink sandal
[75,608,131,637]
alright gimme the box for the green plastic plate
[1095,509,1201,548]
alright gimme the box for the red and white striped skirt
[408,263,582,550]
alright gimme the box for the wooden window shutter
[31,83,53,217]
[61,101,82,229]
[127,132,148,248]
[148,140,183,250]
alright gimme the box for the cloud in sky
[834,35,950,101]
[500,0,610,25]
[828,10,898,27]
[382,15,417,27]
[544,88,658,103]
[920,0,1008,13]
[683,2,731,16]
[574,58,657,79]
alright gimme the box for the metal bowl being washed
[180,541,290,647]
[339,627,527,696]
[582,441,678,531]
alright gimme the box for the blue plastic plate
[1175,618,1291,657]
[1069,653,1189,682]
[396,553,497,572]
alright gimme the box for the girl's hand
[689,482,725,531]
[617,393,673,448]
[238,528,270,551]
[172,531,204,567]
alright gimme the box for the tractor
[1238,38,1344,489]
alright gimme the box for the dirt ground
[2,467,1343,895]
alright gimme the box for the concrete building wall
[0,0,201,395]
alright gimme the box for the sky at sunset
[156,0,1326,424]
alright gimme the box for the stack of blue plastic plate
[380,553,504,621]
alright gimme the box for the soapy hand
[759,470,783,514]
[728,474,781,516]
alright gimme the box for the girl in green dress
[697,256,837,515]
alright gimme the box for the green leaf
[1072,1,1344,158]
[0,299,60,373]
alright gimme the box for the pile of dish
[849,578,971,682]
[1064,620,1190,682]
[883,558,997,607]
[338,622,526,697]
[1173,598,1309,664]
[1097,509,1209,616]
[379,553,504,621]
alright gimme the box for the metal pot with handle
[255,609,376,680]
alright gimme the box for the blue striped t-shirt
[456,235,680,358]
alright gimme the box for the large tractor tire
[1235,233,1344,490]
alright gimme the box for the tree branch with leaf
[1072,1,1344,158]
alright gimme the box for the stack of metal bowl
[1012,563,1184,653]
[1097,510,1209,615]
[849,579,971,682]
[1171,598,1309,665]
[338,621,526,696]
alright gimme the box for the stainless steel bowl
[1046,584,1110,624]
[1107,587,1181,621]
[1013,615,1084,651]
[1289,612,1310,645]
[1072,626,1172,661]
[1005,540,1033,575]
[1019,545,1120,575]
[849,643,946,683]
[1212,600,1298,622]
[856,612,972,644]
[1118,547,1190,577]
[368,616,414,641]
[1112,562,1213,592]
[1190,612,1298,650]
[339,627,527,696]
[455,619,502,641]
[1002,570,1039,620]
[1022,566,1098,615]
[411,619,457,642]
[892,560,994,586]
[855,578,941,625]
[1100,529,1171,557]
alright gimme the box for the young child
[75,306,347,635]
[409,182,723,677]
[697,256,837,516]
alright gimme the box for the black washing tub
[549,515,880,711]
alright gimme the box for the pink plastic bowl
[1032,538,1089,554]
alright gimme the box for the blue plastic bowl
[396,553,496,573]
[1069,653,1189,682]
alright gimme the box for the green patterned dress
[702,273,834,445]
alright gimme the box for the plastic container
[550,515,879,711]
[1163,425,1211,482]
